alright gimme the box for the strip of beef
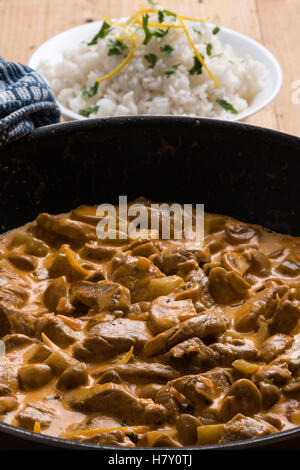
[15,401,55,430]
[0,261,29,308]
[36,313,77,348]
[0,301,36,337]
[36,213,96,244]
[73,318,153,361]
[144,309,227,358]
[210,341,258,366]
[184,268,215,308]
[80,243,117,261]
[109,253,164,302]
[221,413,277,442]
[260,334,293,363]
[156,369,229,421]
[235,283,288,332]
[271,334,300,371]
[161,246,210,275]
[93,363,179,383]
[167,337,219,373]
[0,357,19,393]
[68,383,167,424]
[69,280,131,312]
[269,289,300,334]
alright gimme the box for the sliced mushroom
[221,251,251,275]
[57,363,88,390]
[224,222,256,244]
[43,276,68,313]
[277,259,300,277]
[258,382,281,409]
[7,253,37,271]
[18,364,52,390]
[219,379,262,421]
[208,267,250,304]
[176,413,202,445]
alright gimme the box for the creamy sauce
[0,203,300,447]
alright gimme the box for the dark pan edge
[1,419,300,450]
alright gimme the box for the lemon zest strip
[118,345,134,364]
[96,37,136,83]
[61,425,149,439]
[178,15,220,88]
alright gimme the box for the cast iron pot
[0,116,300,450]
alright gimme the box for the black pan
[0,116,300,450]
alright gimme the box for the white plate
[28,20,282,122]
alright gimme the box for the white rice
[38,16,267,119]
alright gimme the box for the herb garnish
[192,26,202,37]
[158,10,164,23]
[158,9,177,23]
[147,0,158,6]
[163,64,180,78]
[206,43,213,56]
[88,21,111,46]
[107,38,128,56]
[216,98,238,114]
[81,82,99,100]
[142,14,169,45]
[213,26,220,35]
[79,105,99,117]
[144,53,157,68]
[160,44,173,56]
[189,55,203,75]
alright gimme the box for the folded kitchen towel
[0,56,60,147]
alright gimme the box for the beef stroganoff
[0,200,300,447]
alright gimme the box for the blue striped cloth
[0,57,60,146]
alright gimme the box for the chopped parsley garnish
[142,14,169,45]
[79,105,99,117]
[107,38,128,56]
[189,55,203,75]
[158,10,164,23]
[216,98,238,114]
[142,14,153,45]
[154,28,170,38]
[147,0,158,6]
[192,26,202,37]
[163,9,177,20]
[81,82,99,100]
[158,9,176,23]
[144,53,157,68]
[160,44,173,57]
[206,43,213,56]
[88,21,111,46]
[163,64,180,78]
[213,26,220,35]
